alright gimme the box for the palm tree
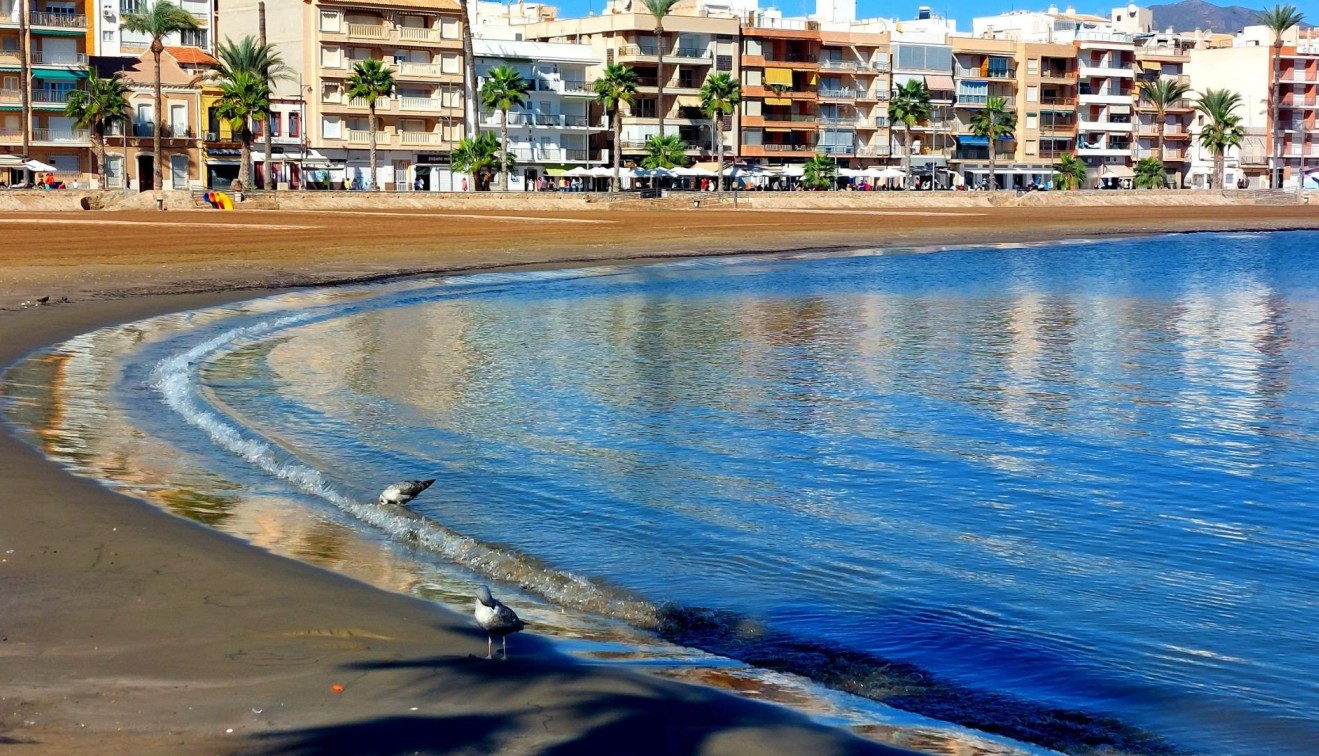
[122,0,198,194]
[641,0,679,138]
[699,72,739,196]
[1139,77,1191,166]
[969,95,1016,190]
[595,64,640,195]
[479,65,529,192]
[641,133,686,169]
[456,0,476,137]
[346,59,395,191]
[1259,4,1305,187]
[450,130,507,191]
[803,153,837,190]
[889,78,932,188]
[17,0,30,188]
[1196,88,1245,190]
[1054,153,1087,190]
[214,69,269,193]
[212,35,290,191]
[1133,157,1168,189]
[64,69,130,189]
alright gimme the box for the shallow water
[6,232,1319,755]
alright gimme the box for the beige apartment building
[520,8,741,165]
[223,0,465,190]
[1133,33,1194,187]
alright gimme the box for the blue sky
[547,0,1319,27]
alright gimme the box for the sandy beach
[3,202,1318,755]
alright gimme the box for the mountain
[1147,0,1261,33]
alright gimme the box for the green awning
[0,104,22,111]
[31,28,87,36]
[33,69,87,81]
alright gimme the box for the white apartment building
[103,0,213,57]
[475,38,607,189]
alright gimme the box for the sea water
[5,231,1319,756]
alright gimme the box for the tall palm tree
[212,35,290,190]
[1195,88,1245,190]
[889,78,932,189]
[641,0,679,138]
[595,63,639,195]
[456,0,476,137]
[18,0,30,187]
[122,0,199,194]
[214,69,269,193]
[450,130,505,191]
[64,69,131,190]
[641,133,686,169]
[699,72,739,196]
[1054,153,1087,190]
[969,95,1016,190]
[1259,4,1305,187]
[803,153,836,190]
[346,59,395,191]
[1139,77,1191,166]
[479,65,528,191]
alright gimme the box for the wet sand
[2,204,1317,754]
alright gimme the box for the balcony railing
[1040,97,1077,107]
[764,53,816,63]
[818,88,856,100]
[506,146,591,162]
[399,131,444,145]
[0,88,19,103]
[348,96,390,110]
[398,26,443,42]
[818,117,856,128]
[31,89,77,104]
[482,112,601,128]
[33,127,89,142]
[856,145,891,156]
[818,144,855,154]
[30,51,88,66]
[0,128,22,142]
[763,143,814,151]
[398,96,447,112]
[29,11,87,27]
[346,23,388,39]
[394,62,446,78]
[346,130,390,144]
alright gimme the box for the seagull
[35,296,48,305]
[474,585,525,660]
[378,479,435,506]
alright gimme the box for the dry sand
[2,203,1318,755]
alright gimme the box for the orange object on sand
[331,684,344,693]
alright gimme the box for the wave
[150,309,1179,756]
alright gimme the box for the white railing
[1075,30,1133,44]
[348,96,390,110]
[818,88,857,100]
[1079,62,1135,78]
[346,23,388,39]
[29,11,86,27]
[1078,118,1133,132]
[399,131,443,145]
[399,26,444,42]
[395,62,446,77]
[30,51,88,65]
[0,88,19,103]
[346,130,390,144]
[33,127,89,142]
[31,89,77,104]
[398,96,445,112]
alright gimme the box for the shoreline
[3,207,1317,754]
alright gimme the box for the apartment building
[0,0,94,185]
[817,28,890,162]
[891,39,954,183]
[1185,41,1271,188]
[474,38,607,189]
[521,7,741,166]
[222,0,465,191]
[739,12,819,163]
[1133,32,1194,186]
[103,0,212,57]
[1273,41,1319,188]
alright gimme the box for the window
[101,30,114,43]
[441,54,459,74]
[319,10,341,32]
[745,39,762,56]
[1025,140,1037,155]
[321,116,342,139]
[289,112,300,138]
[716,54,732,72]
[745,69,762,86]
[252,118,262,136]
[322,82,340,102]
[270,113,281,136]
[1026,113,1038,129]
[441,18,459,38]
[441,88,462,108]
[1027,58,1038,74]
[1026,86,1038,102]
[179,28,208,48]
[321,46,342,68]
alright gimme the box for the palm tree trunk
[95,131,106,190]
[655,23,666,139]
[499,107,509,191]
[612,108,620,195]
[239,135,251,191]
[260,0,274,193]
[715,116,723,198]
[152,44,164,196]
[18,1,30,188]
[988,140,996,191]
[903,124,911,189]
[122,121,130,191]
[1216,150,1225,192]
[368,105,378,191]
[1272,42,1282,188]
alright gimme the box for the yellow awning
[764,97,792,106]
[764,127,792,132]
[1140,60,1162,71]
[810,73,818,85]
[764,68,794,86]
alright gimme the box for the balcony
[30,89,77,105]
[819,59,887,72]
[398,26,443,43]
[1079,89,1133,104]
[818,88,856,101]
[30,51,87,66]
[346,23,389,40]
[507,146,591,162]
[1039,96,1077,108]
[1079,61,1134,78]
[32,127,89,143]
[398,131,446,145]
[348,96,391,111]
[531,77,595,95]
[1040,69,1076,82]
[618,44,712,62]
[482,112,604,129]
[1079,118,1133,133]
[957,93,988,107]
[0,127,21,143]
[763,143,814,151]
[818,117,856,129]
[397,96,450,113]
[29,11,86,28]
[856,145,891,157]
[1076,143,1131,157]
[619,139,704,151]
[346,130,392,145]
[0,88,19,104]
[1075,30,1134,44]
[1136,147,1187,160]
[392,62,448,79]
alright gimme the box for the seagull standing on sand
[474,585,525,660]
[378,479,435,506]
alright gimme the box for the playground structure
[203,191,234,210]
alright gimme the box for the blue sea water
[6,231,1319,755]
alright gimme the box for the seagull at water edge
[378,479,436,506]
[475,585,525,660]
